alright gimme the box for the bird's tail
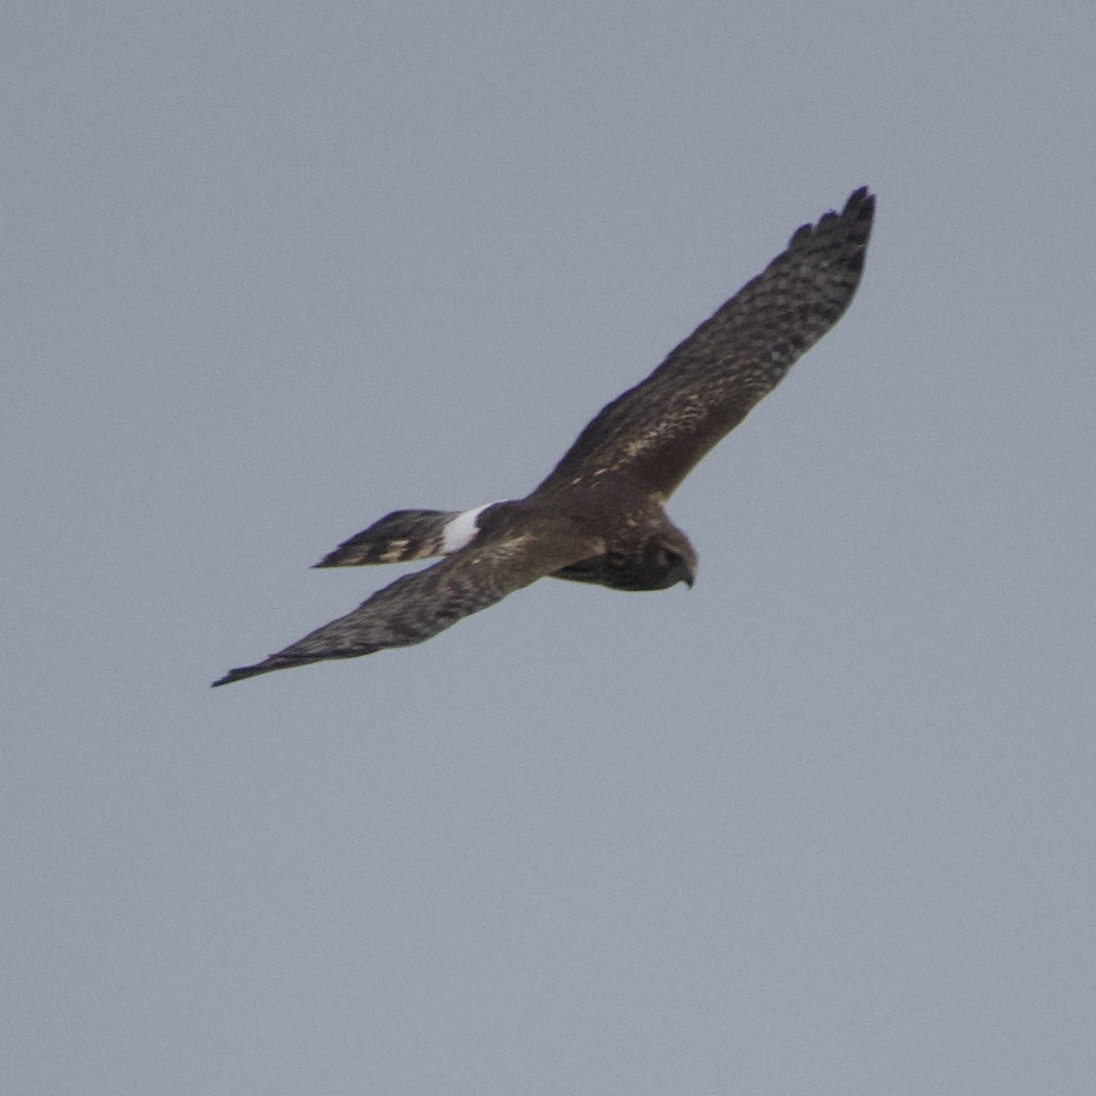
[313,509,462,568]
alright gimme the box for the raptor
[214,188,874,686]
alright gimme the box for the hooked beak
[675,560,696,590]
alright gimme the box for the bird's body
[214,188,874,686]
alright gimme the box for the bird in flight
[213,187,874,686]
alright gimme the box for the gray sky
[5,2,1094,1093]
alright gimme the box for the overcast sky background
[4,2,1094,1093]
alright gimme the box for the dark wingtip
[843,187,875,232]
[211,663,270,687]
[846,184,871,206]
[212,650,323,687]
[791,186,875,247]
[846,185,875,219]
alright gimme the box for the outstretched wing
[537,187,874,500]
[212,524,601,686]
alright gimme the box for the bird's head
[641,525,697,590]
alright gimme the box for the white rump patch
[441,503,495,554]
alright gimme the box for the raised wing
[212,523,601,686]
[537,187,874,500]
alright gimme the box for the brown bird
[213,187,874,686]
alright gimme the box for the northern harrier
[213,187,874,686]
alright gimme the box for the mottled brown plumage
[213,188,874,686]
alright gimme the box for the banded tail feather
[314,503,499,568]
[314,509,460,567]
